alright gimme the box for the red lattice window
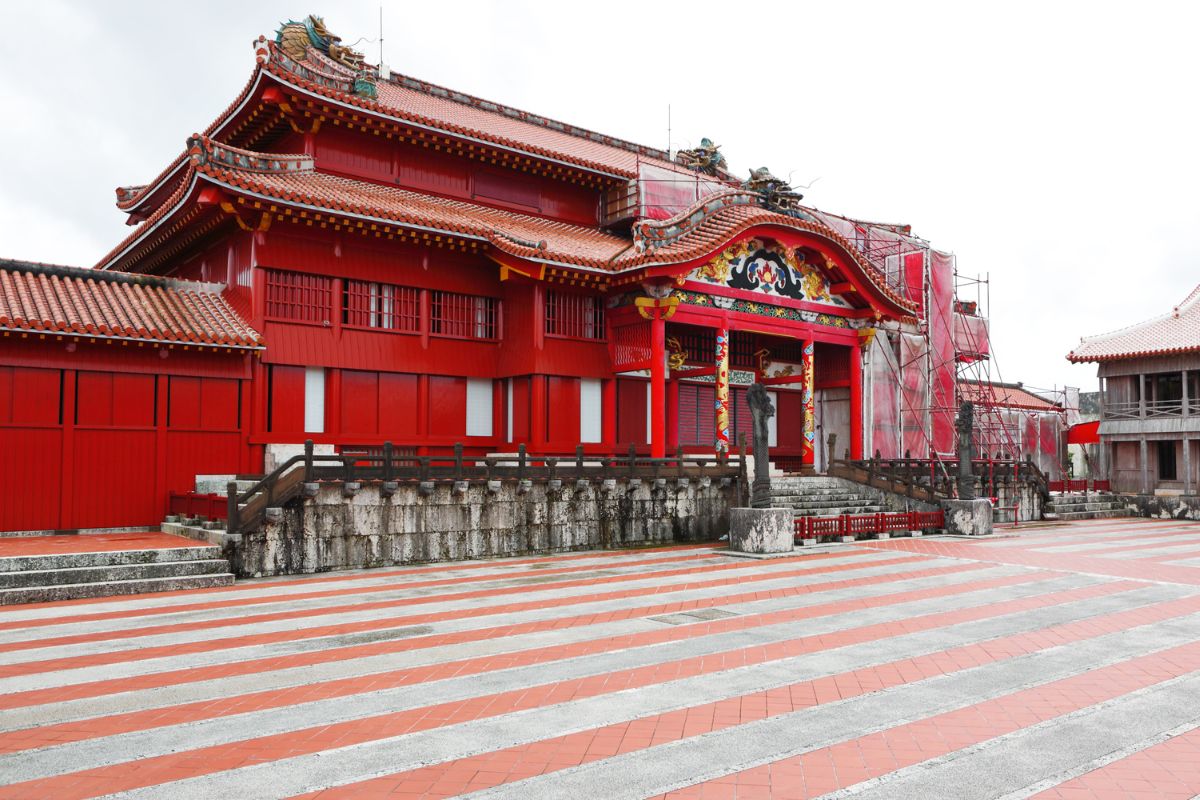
[545,291,604,340]
[429,291,499,340]
[343,281,420,332]
[265,270,333,324]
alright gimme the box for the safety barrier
[793,510,944,541]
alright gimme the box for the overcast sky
[3,1,1197,393]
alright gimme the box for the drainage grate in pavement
[648,608,739,625]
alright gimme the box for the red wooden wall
[0,363,247,533]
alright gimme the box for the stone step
[0,545,222,574]
[0,573,235,605]
[1050,509,1132,521]
[769,496,879,508]
[1047,503,1127,513]
[769,491,874,502]
[777,503,883,515]
[0,559,231,590]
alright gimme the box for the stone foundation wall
[1120,494,1200,521]
[235,478,737,578]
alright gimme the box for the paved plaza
[2,518,1200,798]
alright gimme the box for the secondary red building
[0,15,996,533]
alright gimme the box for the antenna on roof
[379,4,384,66]
[667,104,672,159]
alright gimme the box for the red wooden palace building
[0,16,988,533]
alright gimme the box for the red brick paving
[0,531,206,556]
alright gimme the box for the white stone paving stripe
[0,560,1016,698]
[0,553,941,670]
[0,575,1127,778]
[0,545,730,623]
[824,676,1200,800]
[0,551,893,650]
[8,573,1154,734]
[455,620,1200,800]
[95,603,1200,800]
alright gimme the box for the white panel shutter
[767,390,778,448]
[466,378,493,437]
[507,379,514,442]
[580,379,602,443]
[304,367,325,433]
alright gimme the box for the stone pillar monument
[941,400,993,535]
[747,382,774,509]
[729,382,793,554]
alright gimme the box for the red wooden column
[849,340,864,460]
[801,339,816,468]
[649,313,667,459]
[530,374,547,451]
[636,294,678,459]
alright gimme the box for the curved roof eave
[116,69,267,215]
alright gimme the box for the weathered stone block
[942,498,994,535]
[729,507,793,554]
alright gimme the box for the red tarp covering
[1067,420,1100,445]
[929,251,956,454]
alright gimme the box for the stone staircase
[1044,492,1131,521]
[164,476,262,547]
[769,475,887,518]
[0,542,234,604]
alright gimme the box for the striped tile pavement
[2,518,1200,798]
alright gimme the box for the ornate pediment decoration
[690,240,849,308]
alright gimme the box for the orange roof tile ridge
[1,258,223,295]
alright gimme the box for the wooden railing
[794,510,945,541]
[826,455,1049,502]
[1048,478,1111,494]
[1104,399,1194,420]
[226,441,746,537]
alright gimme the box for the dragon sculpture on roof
[275,15,378,99]
[675,138,730,177]
[742,167,808,217]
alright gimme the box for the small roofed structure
[1068,284,1200,495]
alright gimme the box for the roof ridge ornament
[186,135,315,174]
[742,167,806,216]
[674,138,731,178]
[271,15,378,100]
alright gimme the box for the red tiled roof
[0,260,261,349]
[98,136,917,320]
[1067,284,1200,363]
[261,39,677,180]
[958,380,1061,412]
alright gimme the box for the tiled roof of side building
[0,259,262,349]
[1068,284,1200,363]
[958,380,1062,412]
